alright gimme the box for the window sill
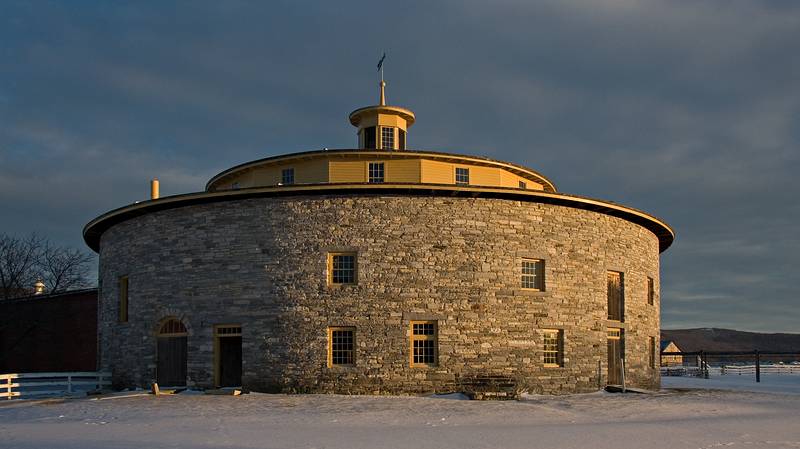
[543,364,563,368]
[327,283,358,288]
[514,289,550,297]
[328,364,357,370]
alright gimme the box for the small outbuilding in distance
[660,340,685,367]
[84,80,674,395]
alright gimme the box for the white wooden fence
[721,364,800,375]
[662,364,800,377]
[1,372,111,400]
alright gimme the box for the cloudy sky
[2,1,798,332]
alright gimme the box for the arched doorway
[156,318,188,386]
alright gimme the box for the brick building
[0,288,97,373]
[84,83,673,394]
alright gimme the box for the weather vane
[377,52,386,81]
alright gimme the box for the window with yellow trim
[368,162,385,183]
[281,168,294,185]
[649,336,656,369]
[543,329,563,367]
[607,271,624,321]
[381,127,395,149]
[118,276,129,323]
[521,259,545,290]
[455,167,469,185]
[328,253,357,285]
[410,321,437,366]
[328,327,355,367]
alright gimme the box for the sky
[1,0,798,332]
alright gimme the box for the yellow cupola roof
[349,80,415,150]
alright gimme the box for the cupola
[349,80,415,150]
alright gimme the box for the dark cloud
[1,0,798,331]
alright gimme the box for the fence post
[698,351,702,377]
[5,376,11,400]
[699,351,706,378]
[755,350,761,383]
[67,375,73,394]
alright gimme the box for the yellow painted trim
[205,149,557,193]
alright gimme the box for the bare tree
[0,233,42,300]
[39,241,94,294]
[0,233,94,300]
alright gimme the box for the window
[410,321,437,366]
[543,329,563,367]
[363,127,376,149]
[215,325,241,337]
[519,180,527,189]
[381,127,395,149]
[607,271,624,321]
[328,327,355,366]
[521,259,545,290]
[455,167,469,185]
[647,277,654,305]
[328,253,357,285]
[118,276,129,323]
[368,162,385,183]
[281,168,294,185]
[649,336,656,369]
[159,318,187,336]
[399,129,406,150]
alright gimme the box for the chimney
[151,178,160,200]
[34,280,45,295]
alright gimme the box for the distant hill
[661,328,800,353]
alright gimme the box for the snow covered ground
[1,375,799,449]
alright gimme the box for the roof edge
[84,183,674,254]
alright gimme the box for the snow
[1,377,799,449]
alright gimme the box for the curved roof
[83,183,674,253]
[349,105,416,127]
[205,148,558,193]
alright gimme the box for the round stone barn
[85,83,673,395]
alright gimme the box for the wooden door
[157,336,187,386]
[218,336,242,387]
[607,328,624,385]
[156,318,188,387]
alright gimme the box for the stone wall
[97,194,661,394]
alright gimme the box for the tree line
[0,232,95,300]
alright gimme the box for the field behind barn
[1,376,799,449]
